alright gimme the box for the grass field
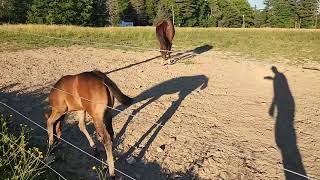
[0,24,320,63]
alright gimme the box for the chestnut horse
[156,17,175,65]
[46,70,131,178]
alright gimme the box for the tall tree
[265,0,295,28]
[106,0,120,25]
[206,0,221,27]
[145,0,156,24]
[91,0,107,26]
[294,0,319,28]
[196,0,211,27]
[118,0,137,22]
[175,0,198,26]
[130,0,147,25]
[253,8,267,27]
[28,0,93,25]
[0,0,15,22]
[216,0,242,27]
[231,0,254,27]
[0,0,31,23]
[27,0,50,24]
[154,0,175,24]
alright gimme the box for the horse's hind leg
[161,57,168,66]
[77,111,97,154]
[161,53,166,65]
[92,113,115,177]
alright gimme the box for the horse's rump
[156,20,170,51]
[156,19,175,62]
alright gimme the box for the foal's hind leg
[92,114,115,177]
[105,110,114,142]
[55,114,66,139]
[47,110,65,146]
[77,111,97,152]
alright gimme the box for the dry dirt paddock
[0,46,319,180]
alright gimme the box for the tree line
[0,0,319,28]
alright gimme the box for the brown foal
[46,70,131,177]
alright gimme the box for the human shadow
[170,44,213,64]
[105,55,161,75]
[113,75,208,160]
[264,66,307,180]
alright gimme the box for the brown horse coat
[46,70,131,177]
[156,18,175,63]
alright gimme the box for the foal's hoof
[92,146,99,158]
[47,141,62,154]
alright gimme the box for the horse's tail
[156,23,169,50]
[93,71,132,105]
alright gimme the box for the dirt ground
[0,46,319,180]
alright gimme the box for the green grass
[0,114,46,179]
[0,24,320,63]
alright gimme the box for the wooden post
[316,14,318,28]
[242,15,245,28]
[172,5,175,25]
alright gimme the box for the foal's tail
[93,71,132,105]
[104,76,132,105]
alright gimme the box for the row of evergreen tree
[0,0,319,28]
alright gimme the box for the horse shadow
[105,55,161,75]
[264,66,307,180]
[104,44,213,76]
[113,75,209,160]
[170,44,213,64]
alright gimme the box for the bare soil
[0,46,319,180]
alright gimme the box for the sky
[248,0,265,10]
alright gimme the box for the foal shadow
[113,75,209,160]
[170,44,213,64]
